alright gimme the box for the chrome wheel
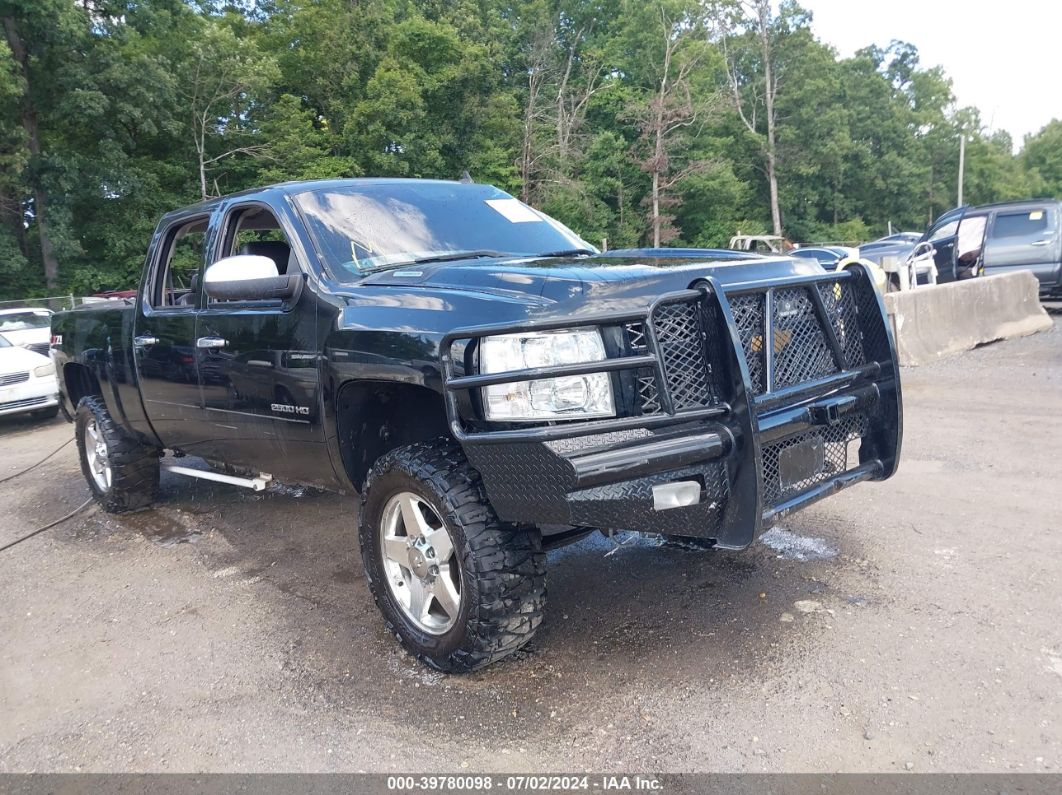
[84,417,112,491]
[378,491,461,635]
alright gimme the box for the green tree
[257,94,357,182]
[0,36,29,294]
[1,0,89,289]
[176,17,279,199]
[0,0,1045,298]
[1022,120,1062,199]
[717,0,799,236]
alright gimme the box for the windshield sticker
[485,198,543,223]
[1029,210,1044,221]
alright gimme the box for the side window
[209,205,297,304]
[231,225,287,254]
[928,218,959,243]
[956,215,987,262]
[153,217,209,308]
[993,209,1049,239]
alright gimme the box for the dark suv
[861,199,1062,297]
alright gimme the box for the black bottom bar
[761,459,883,524]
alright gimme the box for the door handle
[1031,239,1049,246]
[196,336,228,349]
[133,335,159,347]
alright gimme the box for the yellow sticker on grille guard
[751,328,793,354]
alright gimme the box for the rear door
[133,212,213,453]
[193,201,324,477]
[983,204,1061,287]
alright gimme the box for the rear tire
[75,396,160,513]
[358,439,546,673]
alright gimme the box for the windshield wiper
[359,250,512,274]
[531,248,597,258]
[406,250,512,265]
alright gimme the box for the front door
[953,212,988,279]
[924,209,963,283]
[984,204,1061,288]
[194,202,324,478]
[133,213,212,454]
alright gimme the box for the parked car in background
[860,200,1062,297]
[728,233,797,255]
[789,246,856,268]
[0,308,53,357]
[862,232,922,250]
[0,333,59,419]
[788,246,887,292]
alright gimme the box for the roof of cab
[975,197,1061,211]
[164,178,466,218]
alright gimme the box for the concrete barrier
[882,271,1053,366]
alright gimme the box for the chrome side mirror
[203,255,300,301]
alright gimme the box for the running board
[163,464,273,492]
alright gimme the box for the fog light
[652,481,701,511]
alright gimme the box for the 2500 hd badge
[51,178,902,672]
[270,402,309,415]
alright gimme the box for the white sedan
[0,307,53,357]
[0,333,59,419]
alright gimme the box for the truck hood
[358,250,826,302]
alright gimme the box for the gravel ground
[1,320,1060,773]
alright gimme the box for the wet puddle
[124,510,203,547]
[759,525,837,561]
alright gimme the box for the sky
[800,0,1062,149]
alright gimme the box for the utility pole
[957,134,966,207]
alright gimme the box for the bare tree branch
[201,145,270,166]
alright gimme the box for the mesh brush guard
[440,263,902,550]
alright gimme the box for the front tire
[75,396,160,513]
[358,440,546,673]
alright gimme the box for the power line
[0,431,93,552]
[0,498,94,554]
[0,436,75,484]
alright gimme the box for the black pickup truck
[52,179,902,671]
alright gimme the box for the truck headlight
[479,329,615,421]
[33,363,55,378]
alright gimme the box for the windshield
[0,310,51,332]
[294,182,593,282]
